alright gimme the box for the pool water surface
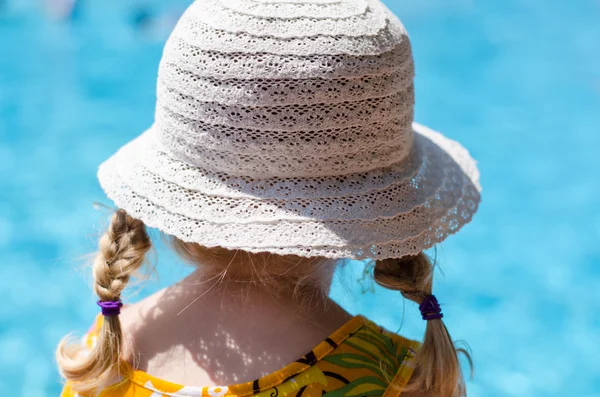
[0,1,599,396]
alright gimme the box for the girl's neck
[119,260,353,386]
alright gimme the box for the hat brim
[98,123,480,260]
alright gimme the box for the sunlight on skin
[118,265,353,387]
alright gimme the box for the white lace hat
[98,0,481,260]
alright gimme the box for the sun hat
[98,0,481,260]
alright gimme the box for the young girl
[57,1,481,397]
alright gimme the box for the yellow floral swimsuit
[61,316,420,397]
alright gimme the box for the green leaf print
[343,340,397,378]
[322,376,388,397]
[355,330,409,364]
[323,353,388,378]
[396,346,409,366]
[352,329,396,358]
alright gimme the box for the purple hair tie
[419,295,443,321]
[97,300,123,317]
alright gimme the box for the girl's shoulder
[62,315,421,397]
[317,316,421,397]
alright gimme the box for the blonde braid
[56,210,152,394]
[373,253,472,397]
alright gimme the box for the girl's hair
[374,254,472,397]
[170,238,335,295]
[57,209,471,397]
[56,210,152,393]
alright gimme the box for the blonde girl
[56,1,481,397]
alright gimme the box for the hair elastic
[97,300,123,317]
[419,295,443,321]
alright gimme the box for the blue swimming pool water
[1,1,599,396]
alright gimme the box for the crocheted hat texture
[98,0,481,260]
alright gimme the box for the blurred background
[1,0,599,396]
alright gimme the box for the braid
[56,210,151,393]
[373,253,472,397]
[94,211,150,301]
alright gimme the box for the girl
[57,1,481,397]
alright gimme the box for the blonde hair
[374,253,472,397]
[56,210,152,393]
[57,209,471,397]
